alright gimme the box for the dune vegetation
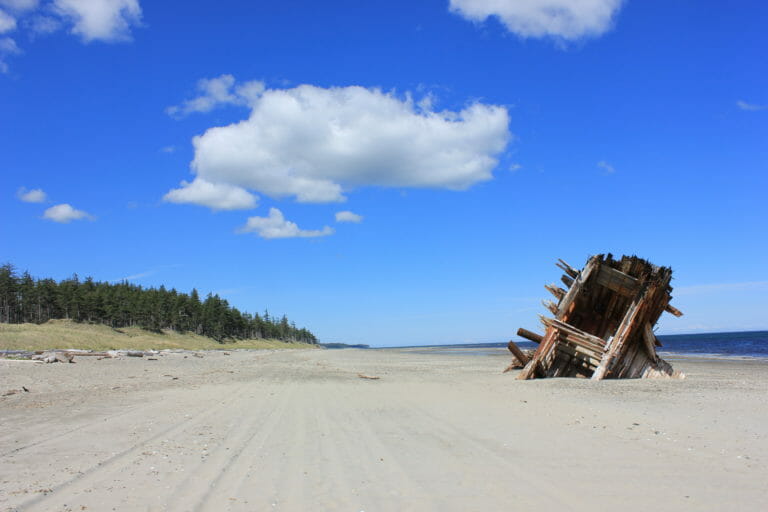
[0,319,317,352]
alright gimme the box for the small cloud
[17,186,46,202]
[166,74,265,118]
[110,263,180,282]
[160,145,176,153]
[0,36,20,73]
[163,178,257,211]
[118,270,152,281]
[238,207,334,239]
[53,0,142,43]
[24,14,61,36]
[42,203,93,223]
[737,100,767,112]
[597,160,615,175]
[509,163,522,172]
[0,0,142,73]
[449,0,626,42]
[0,9,17,33]
[335,210,363,223]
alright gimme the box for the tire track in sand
[163,382,299,512]
[14,382,253,512]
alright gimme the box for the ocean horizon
[365,330,768,360]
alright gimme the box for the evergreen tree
[0,263,318,344]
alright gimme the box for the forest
[0,264,317,344]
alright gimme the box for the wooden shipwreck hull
[511,254,684,380]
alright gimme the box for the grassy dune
[0,319,318,352]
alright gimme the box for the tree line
[0,264,317,344]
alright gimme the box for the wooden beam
[641,321,658,362]
[556,256,599,318]
[545,284,567,301]
[516,328,543,344]
[542,300,558,315]
[507,340,530,365]
[665,303,683,317]
[517,326,559,380]
[591,282,654,380]
[556,343,600,367]
[556,259,579,279]
[596,265,639,297]
[561,275,574,288]
[561,333,605,357]
[540,316,607,350]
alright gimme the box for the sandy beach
[1,348,766,511]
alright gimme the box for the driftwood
[63,351,111,357]
[512,254,685,380]
[31,351,75,364]
[357,373,380,380]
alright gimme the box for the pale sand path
[1,348,766,511]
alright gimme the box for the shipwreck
[508,254,684,380]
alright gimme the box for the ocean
[656,330,768,359]
[391,330,768,359]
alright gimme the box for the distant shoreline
[372,330,768,360]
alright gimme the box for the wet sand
[1,348,766,511]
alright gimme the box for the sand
[1,348,766,511]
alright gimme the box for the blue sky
[1,0,766,346]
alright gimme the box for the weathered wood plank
[665,303,684,317]
[556,342,600,367]
[596,265,639,297]
[641,322,658,362]
[556,256,599,318]
[539,316,607,350]
[516,328,543,344]
[545,284,567,301]
[591,286,649,380]
[507,340,530,366]
[542,300,558,315]
[556,259,579,278]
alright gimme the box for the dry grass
[0,319,317,352]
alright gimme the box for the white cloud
[0,34,17,50]
[737,100,767,112]
[0,0,141,72]
[53,0,141,42]
[597,160,615,174]
[160,145,176,153]
[26,14,61,35]
[163,178,257,211]
[166,74,265,118]
[449,0,625,41]
[237,208,334,239]
[0,0,39,11]
[42,203,92,223]
[509,163,522,172]
[0,36,19,73]
[172,82,510,206]
[335,210,363,223]
[17,186,46,202]
[0,9,16,33]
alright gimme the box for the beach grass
[0,319,317,352]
